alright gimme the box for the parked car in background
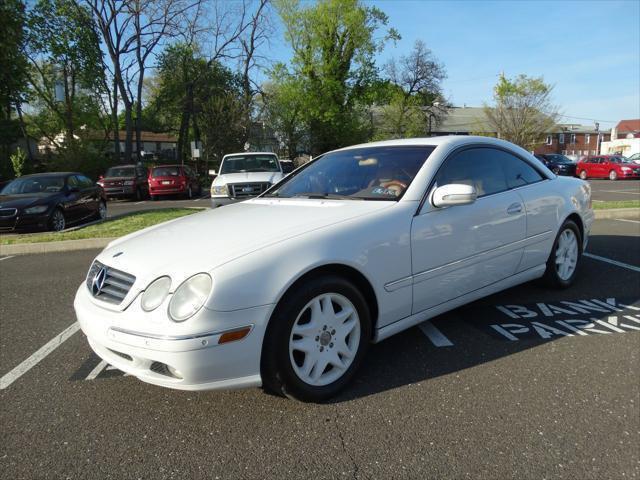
[279,159,295,174]
[75,136,593,401]
[565,154,581,163]
[576,155,640,180]
[210,152,284,207]
[534,154,577,177]
[0,172,106,232]
[148,165,202,200]
[626,153,640,164]
[98,165,149,201]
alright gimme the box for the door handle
[507,203,523,215]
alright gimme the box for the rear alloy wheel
[579,170,588,180]
[97,201,107,220]
[262,275,371,402]
[49,209,66,232]
[609,170,618,181]
[542,220,581,289]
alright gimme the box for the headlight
[141,276,171,312]
[621,167,631,172]
[168,273,212,322]
[211,185,228,196]
[24,205,48,214]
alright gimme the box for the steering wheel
[379,180,407,196]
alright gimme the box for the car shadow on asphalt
[329,256,640,403]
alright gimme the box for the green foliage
[148,44,245,163]
[483,74,558,150]
[10,147,27,177]
[48,141,110,180]
[276,0,399,154]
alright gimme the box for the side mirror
[432,183,477,208]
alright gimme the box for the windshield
[152,166,181,177]
[220,154,280,174]
[105,167,135,177]
[1,175,66,194]
[545,154,572,164]
[266,146,435,200]
[610,156,630,164]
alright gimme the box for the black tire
[48,208,66,232]
[134,187,142,201]
[186,186,193,199]
[541,219,582,289]
[261,275,372,402]
[93,200,107,221]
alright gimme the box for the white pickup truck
[210,152,285,207]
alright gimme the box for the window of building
[585,134,591,145]
[570,134,576,144]
[559,133,565,144]
[591,150,596,155]
[546,135,552,145]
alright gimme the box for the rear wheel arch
[565,212,584,249]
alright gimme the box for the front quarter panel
[206,202,417,329]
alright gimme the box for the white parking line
[615,218,640,224]
[134,201,146,205]
[583,253,640,273]
[0,322,81,390]
[419,320,454,347]
[600,190,640,195]
[0,255,15,262]
[85,360,108,381]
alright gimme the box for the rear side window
[499,151,544,188]
[434,148,508,197]
[152,167,180,177]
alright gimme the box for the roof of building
[434,107,492,133]
[616,119,640,133]
[90,131,178,142]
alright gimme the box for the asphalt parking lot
[1,218,639,479]
[589,179,640,202]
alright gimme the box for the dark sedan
[534,154,577,176]
[0,172,107,232]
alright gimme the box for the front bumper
[0,211,50,232]
[210,196,241,208]
[103,185,136,197]
[74,285,272,391]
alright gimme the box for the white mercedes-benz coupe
[75,136,594,401]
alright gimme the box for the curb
[0,237,116,256]
[1,208,637,257]
[593,208,640,220]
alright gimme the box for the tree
[0,0,30,179]
[10,147,27,177]
[261,65,307,157]
[377,40,446,139]
[483,74,559,150]
[277,0,399,155]
[25,0,106,146]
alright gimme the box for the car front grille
[0,208,17,218]
[229,182,271,198]
[86,260,136,305]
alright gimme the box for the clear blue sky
[271,0,640,128]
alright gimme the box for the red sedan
[576,155,640,180]
[148,165,202,200]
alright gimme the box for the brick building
[535,125,610,157]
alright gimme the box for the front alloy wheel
[49,209,65,232]
[579,170,588,180]
[609,170,618,180]
[262,275,371,402]
[98,201,107,220]
[289,293,360,387]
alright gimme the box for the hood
[97,198,394,288]
[0,193,56,209]
[212,171,283,185]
